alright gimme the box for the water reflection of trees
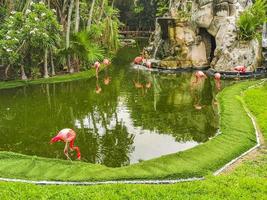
[100,123,134,167]
[126,72,219,143]
[0,72,134,167]
[0,60,219,166]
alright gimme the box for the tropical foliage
[114,0,170,31]
[0,0,120,80]
[237,0,267,41]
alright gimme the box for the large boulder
[146,0,262,71]
[213,39,262,71]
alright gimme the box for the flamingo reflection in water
[213,72,222,106]
[103,59,112,85]
[93,61,102,94]
[133,65,152,95]
[191,71,207,110]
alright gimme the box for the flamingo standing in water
[214,72,221,91]
[193,71,207,84]
[146,61,152,69]
[103,58,111,66]
[94,61,101,78]
[50,128,81,160]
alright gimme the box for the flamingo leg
[64,142,71,160]
[70,139,81,160]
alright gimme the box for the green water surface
[0,44,220,167]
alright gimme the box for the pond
[0,42,221,167]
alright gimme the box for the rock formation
[263,22,267,67]
[146,0,262,72]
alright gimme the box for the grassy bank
[0,176,266,200]
[0,81,258,181]
[1,80,267,199]
[0,67,104,90]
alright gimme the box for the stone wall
[146,0,262,71]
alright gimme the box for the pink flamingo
[146,61,152,68]
[103,59,111,65]
[94,61,101,79]
[214,72,221,91]
[134,56,144,65]
[193,71,207,84]
[234,66,246,73]
[50,128,81,160]
[214,72,221,80]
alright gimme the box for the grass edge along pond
[0,81,259,181]
[1,80,267,199]
[0,66,105,90]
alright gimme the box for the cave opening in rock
[199,28,217,64]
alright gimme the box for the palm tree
[20,64,27,80]
[70,31,104,65]
[43,48,49,78]
[66,0,75,73]
[97,0,106,24]
[87,0,96,30]
[74,0,80,32]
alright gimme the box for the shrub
[237,0,267,41]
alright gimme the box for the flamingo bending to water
[234,66,246,73]
[50,128,81,160]
[134,56,144,65]
[94,61,101,71]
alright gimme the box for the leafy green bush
[31,67,41,80]
[237,0,267,40]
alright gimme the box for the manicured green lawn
[0,176,266,200]
[0,81,258,181]
[1,80,267,199]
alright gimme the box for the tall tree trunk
[22,0,32,13]
[97,0,105,24]
[74,0,80,72]
[20,65,27,80]
[43,48,49,78]
[87,0,96,30]
[66,0,75,73]
[50,50,55,76]
[60,0,68,34]
[74,0,80,32]
[4,65,10,80]
[169,0,173,10]
[46,0,51,8]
